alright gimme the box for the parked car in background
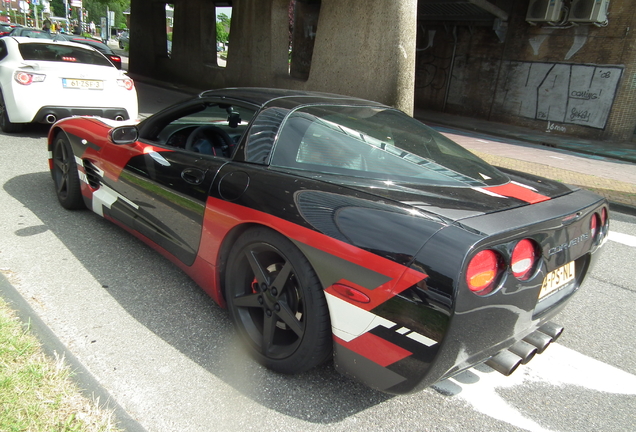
[47,87,609,394]
[0,37,137,133]
[118,31,129,49]
[8,27,53,39]
[54,34,122,69]
[0,24,12,36]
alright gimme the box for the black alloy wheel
[225,227,332,374]
[52,132,85,210]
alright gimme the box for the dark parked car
[0,24,12,36]
[47,88,609,394]
[8,27,53,39]
[118,31,129,49]
[53,34,122,69]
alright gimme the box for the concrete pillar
[299,0,417,114]
[129,0,170,79]
[128,0,418,114]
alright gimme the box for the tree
[49,0,65,17]
[82,0,130,29]
[216,13,230,44]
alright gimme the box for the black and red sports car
[48,88,609,394]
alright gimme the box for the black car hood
[292,167,576,222]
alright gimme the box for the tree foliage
[216,12,230,44]
[51,0,130,28]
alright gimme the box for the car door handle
[181,168,206,185]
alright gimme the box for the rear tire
[225,227,332,374]
[51,132,85,210]
[0,90,24,133]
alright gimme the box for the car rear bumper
[332,189,608,394]
[33,106,132,124]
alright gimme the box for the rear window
[270,105,509,187]
[18,43,113,67]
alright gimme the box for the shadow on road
[4,171,392,423]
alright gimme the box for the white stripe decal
[325,292,389,342]
[325,293,438,348]
[407,331,437,347]
[91,184,139,217]
[511,181,539,192]
[473,187,507,198]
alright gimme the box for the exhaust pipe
[45,114,57,124]
[538,322,564,341]
[485,350,523,376]
[523,331,553,354]
[114,115,125,121]
[508,340,538,364]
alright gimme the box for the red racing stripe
[334,333,412,367]
[484,183,550,204]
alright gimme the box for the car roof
[8,36,96,51]
[197,87,388,109]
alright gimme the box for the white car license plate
[63,79,104,90]
[539,261,575,299]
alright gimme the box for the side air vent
[526,0,564,22]
[83,160,102,189]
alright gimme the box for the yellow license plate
[539,261,575,299]
[63,79,104,90]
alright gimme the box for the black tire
[0,89,24,133]
[225,227,332,373]
[51,132,85,210]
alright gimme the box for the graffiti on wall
[496,61,623,130]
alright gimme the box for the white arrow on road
[434,343,636,432]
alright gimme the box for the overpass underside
[129,0,636,143]
[129,0,419,113]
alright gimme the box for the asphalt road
[0,83,635,432]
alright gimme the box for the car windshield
[270,105,508,187]
[18,43,112,67]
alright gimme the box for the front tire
[225,227,332,374]
[51,132,85,210]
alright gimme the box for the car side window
[0,40,7,61]
[153,103,256,158]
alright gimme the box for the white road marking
[608,231,636,247]
[434,343,636,432]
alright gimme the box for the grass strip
[0,297,121,432]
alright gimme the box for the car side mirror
[110,126,138,144]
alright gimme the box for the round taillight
[601,207,609,227]
[466,249,500,295]
[590,213,600,239]
[15,72,33,85]
[511,239,538,280]
[117,78,134,90]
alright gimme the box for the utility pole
[32,0,38,29]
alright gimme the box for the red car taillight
[590,213,600,239]
[108,55,122,69]
[601,207,609,228]
[117,78,134,91]
[466,249,502,295]
[14,71,45,85]
[511,239,539,280]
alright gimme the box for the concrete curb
[0,273,147,432]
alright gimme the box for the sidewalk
[414,109,636,214]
